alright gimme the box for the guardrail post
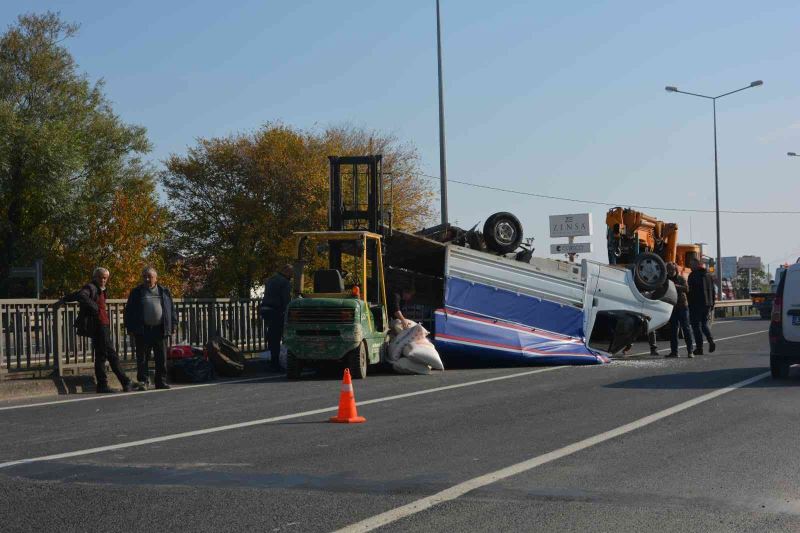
[52,306,63,378]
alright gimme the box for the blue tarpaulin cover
[433,277,607,365]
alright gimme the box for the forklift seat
[314,270,345,293]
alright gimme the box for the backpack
[73,284,99,338]
[206,336,246,377]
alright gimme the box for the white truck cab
[583,260,675,354]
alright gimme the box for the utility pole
[665,80,763,303]
[436,0,448,225]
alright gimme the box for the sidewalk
[0,358,275,403]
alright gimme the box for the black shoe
[665,352,678,358]
[650,347,659,356]
[622,344,632,355]
[155,382,171,390]
[693,347,703,356]
[708,341,716,353]
[124,381,147,392]
[95,384,116,394]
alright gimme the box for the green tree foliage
[0,12,173,297]
[163,123,434,297]
[734,267,769,297]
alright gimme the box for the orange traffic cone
[329,368,366,423]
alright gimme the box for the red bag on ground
[168,345,205,360]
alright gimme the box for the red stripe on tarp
[435,308,583,343]
[435,333,599,358]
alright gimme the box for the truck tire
[633,252,667,292]
[286,352,302,380]
[483,212,523,254]
[770,354,791,379]
[347,342,368,380]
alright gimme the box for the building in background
[721,256,738,281]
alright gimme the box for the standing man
[688,258,716,355]
[260,264,293,370]
[55,267,137,393]
[125,267,177,389]
[664,262,694,358]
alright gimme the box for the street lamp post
[436,0,448,226]
[665,80,763,301]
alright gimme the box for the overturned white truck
[385,230,677,365]
[311,155,676,368]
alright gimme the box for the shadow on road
[606,367,800,389]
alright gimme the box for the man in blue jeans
[688,258,716,355]
[664,262,694,358]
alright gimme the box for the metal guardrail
[0,298,267,377]
[715,299,753,308]
[714,299,757,318]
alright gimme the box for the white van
[769,261,800,378]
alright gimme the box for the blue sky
[4,1,800,272]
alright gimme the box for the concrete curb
[0,358,275,402]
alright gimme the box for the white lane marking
[335,370,771,533]
[0,367,564,469]
[0,375,283,412]
[627,329,767,357]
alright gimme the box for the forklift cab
[283,231,389,379]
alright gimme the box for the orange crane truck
[606,207,702,295]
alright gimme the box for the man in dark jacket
[687,258,716,355]
[55,267,137,393]
[664,262,694,358]
[260,264,293,370]
[388,285,416,326]
[125,267,177,389]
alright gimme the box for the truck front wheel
[286,352,302,380]
[347,342,368,380]
[633,252,667,292]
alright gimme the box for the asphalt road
[0,317,796,532]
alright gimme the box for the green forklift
[283,156,390,379]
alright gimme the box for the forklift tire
[286,353,302,380]
[347,342,368,380]
[633,252,667,292]
[483,212,523,254]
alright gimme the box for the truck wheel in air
[632,252,667,292]
[286,352,302,380]
[347,342,368,380]
[483,212,523,254]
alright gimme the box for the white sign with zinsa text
[549,213,592,238]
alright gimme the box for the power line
[398,171,800,215]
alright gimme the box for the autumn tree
[0,12,171,297]
[162,123,434,297]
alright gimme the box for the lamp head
[789,152,798,157]
[665,86,678,92]
[750,80,763,87]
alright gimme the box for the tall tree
[163,123,434,297]
[0,12,168,296]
